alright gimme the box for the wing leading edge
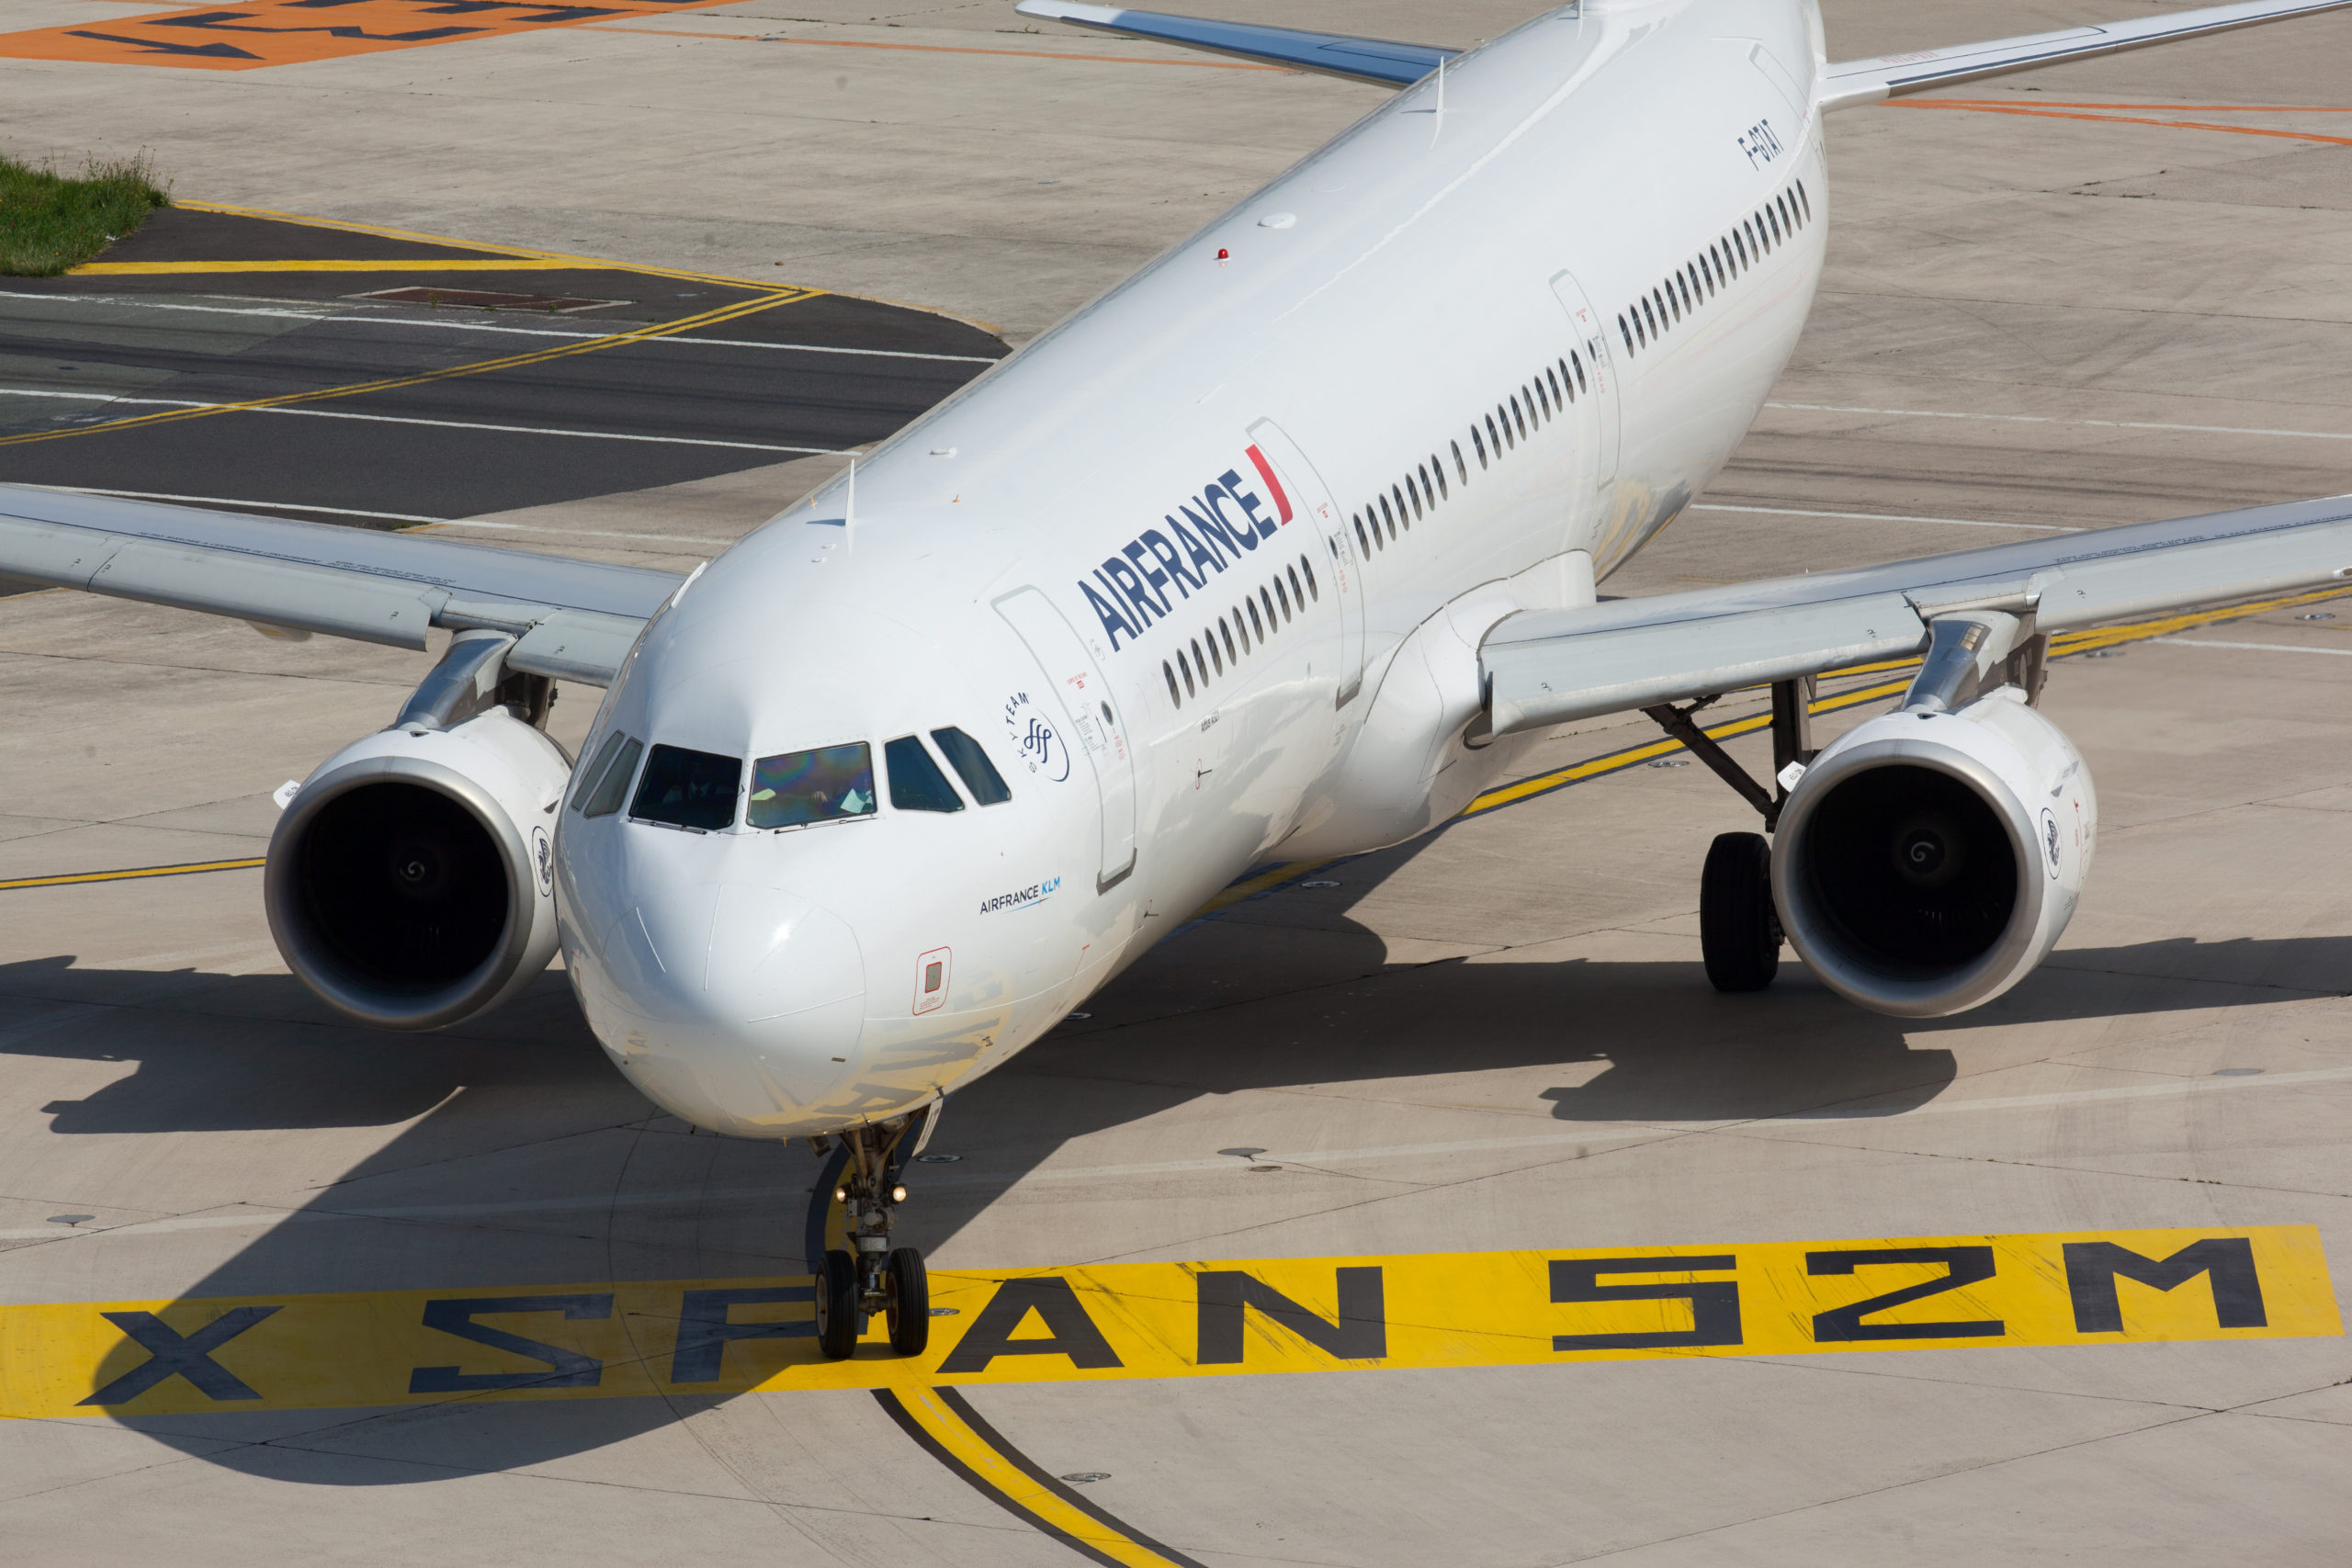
[1482,493,2352,736]
[0,486,683,686]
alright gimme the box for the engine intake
[266,709,570,1030]
[1771,689,2095,1018]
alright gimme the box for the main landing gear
[810,1112,932,1359]
[1643,675,1816,995]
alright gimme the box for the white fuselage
[555,0,1832,1138]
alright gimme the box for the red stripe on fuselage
[1245,445,1292,525]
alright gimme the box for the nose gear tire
[886,1247,930,1356]
[816,1248,860,1359]
[1702,830,1781,992]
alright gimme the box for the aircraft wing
[1482,493,2352,736]
[0,485,681,686]
[1012,0,1454,85]
[1819,0,2352,112]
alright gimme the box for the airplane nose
[596,879,866,1131]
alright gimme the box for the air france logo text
[978,876,1061,916]
[1079,445,1293,652]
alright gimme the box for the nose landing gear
[811,1114,932,1359]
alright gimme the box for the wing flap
[1821,0,2352,113]
[1012,0,1453,85]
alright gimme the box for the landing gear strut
[812,1114,932,1359]
[1644,676,1815,995]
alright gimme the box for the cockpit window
[577,735,642,818]
[748,742,876,829]
[886,735,964,814]
[932,728,1011,805]
[630,744,741,831]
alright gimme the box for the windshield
[749,742,876,829]
[629,744,741,831]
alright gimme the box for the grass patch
[0,152,171,276]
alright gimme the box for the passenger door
[1547,268,1621,538]
[1245,417,1365,706]
[995,586,1138,892]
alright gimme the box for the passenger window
[1201,630,1221,674]
[885,735,965,814]
[1247,598,1264,640]
[1300,554,1317,598]
[1353,513,1371,554]
[1509,397,1526,441]
[1397,480,1416,525]
[1179,650,1196,696]
[1219,616,1237,661]
[1272,578,1290,620]
[1163,661,1181,705]
[1486,412,1503,454]
[1419,460,1436,503]
[931,727,1011,805]
[1377,494,1393,538]
[1637,298,1655,341]
[633,743,742,831]
[572,730,629,813]
[1544,366,1562,408]
[1260,585,1277,626]
[1286,564,1305,605]
[1452,440,1467,483]
[578,735,641,818]
[1571,351,1587,392]
[747,741,874,829]
[1619,314,1634,354]
[1192,637,1211,682]
[1796,179,1811,220]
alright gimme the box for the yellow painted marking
[168,199,910,303]
[0,288,820,449]
[885,1387,1193,1567]
[3,1227,2331,1419]
[71,260,637,276]
[0,858,265,892]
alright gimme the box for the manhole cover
[915,1153,962,1164]
[1059,1473,1111,1484]
[356,286,626,313]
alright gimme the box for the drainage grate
[354,287,626,313]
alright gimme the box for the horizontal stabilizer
[1821,0,2352,112]
[1012,0,1453,85]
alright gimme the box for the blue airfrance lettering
[1080,447,1292,651]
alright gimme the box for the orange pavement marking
[581,23,1284,69]
[1891,98,2352,146]
[0,0,750,71]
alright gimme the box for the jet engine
[1770,688,2096,1018]
[265,634,572,1031]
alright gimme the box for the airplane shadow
[6,866,2340,1483]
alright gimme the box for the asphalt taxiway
[3,1,2351,1564]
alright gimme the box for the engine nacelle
[1771,689,2097,1018]
[265,710,571,1030]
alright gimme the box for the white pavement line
[13,483,455,525]
[0,1005,102,1051]
[2154,638,2352,658]
[0,389,841,455]
[1759,1062,2352,1123]
[1690,502,2078,532]
[1767,400,2352,445]
[0,1184,814,1243]
[0,291,1001,363]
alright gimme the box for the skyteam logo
[1002,691,1070,783]
[1078,445,1293,651]
[978,876,1062,916]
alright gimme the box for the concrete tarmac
[4,3,2352,1564]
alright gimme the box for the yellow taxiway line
[71,259,640,276]
[877,1386,1209,1568]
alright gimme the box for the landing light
[891,1184,908,1202]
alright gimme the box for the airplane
[5,0,2350,1362]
